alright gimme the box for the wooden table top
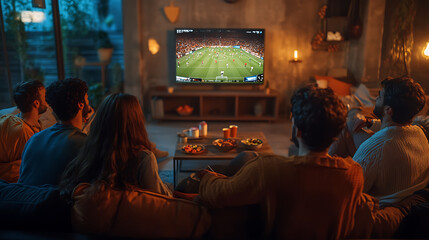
[173,131,273,160]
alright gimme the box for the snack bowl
[181,144,205,154]
[176,105,194,116]
[241,138,263,150]
[212,138,237,152]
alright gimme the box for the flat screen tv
[175,28,264,84]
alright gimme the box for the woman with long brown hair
[60,93,171,197]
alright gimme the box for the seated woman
[60,93,171,198]
[57,94,211,238]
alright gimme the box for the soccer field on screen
[176,47,263,83]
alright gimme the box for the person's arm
[199,158,264,208]
[137,150,172,197]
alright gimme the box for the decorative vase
[254,102,264,117]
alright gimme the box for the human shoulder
[0,114,35,138]
[0,114,24,128]
[330,155,362,170]
[355,128,389,156]
[54,123,87,140]
[259,154,300,166]
[138,149,156,161]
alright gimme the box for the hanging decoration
[163,0,180,23]
[386,0,416,76]
[348,0,363,39]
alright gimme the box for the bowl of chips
[241,138,263,150]
[212,138,237,152]
[176,105,194,116]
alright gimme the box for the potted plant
[95,30,114,63]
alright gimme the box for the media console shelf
[150,90,279,121]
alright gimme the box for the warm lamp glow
[294,50,298,60]
[148,38,160,55]
[424,42,429,57]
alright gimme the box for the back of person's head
[381,76,426,124]
[46,78,88,121]
[13,80,44,113]
[291,84,347,152]
[60,93,152,197]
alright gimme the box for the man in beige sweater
[197,85,364,240]
[353,77,429,206]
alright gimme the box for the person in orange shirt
[197,85,364,239]
[0,80,48,182]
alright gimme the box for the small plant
[88,83,105,110]
[95,30,113,49]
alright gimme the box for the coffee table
[173,131,273,187]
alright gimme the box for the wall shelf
[150,89,279,121]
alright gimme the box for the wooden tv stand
[149,90,279,121]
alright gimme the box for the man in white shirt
[353,76,429,206]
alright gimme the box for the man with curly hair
[0,80,47,182]
[18,78,91,185]
[353,76,429,205]
[197,85,364,239]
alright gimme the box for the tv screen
[175,28,264,84]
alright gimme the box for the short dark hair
[13,80,44,113]
[381,76,426,124]
[46,78,88,121]
[291,84,347,151]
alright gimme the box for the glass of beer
[222,128,230,138]
[229,125,238,138]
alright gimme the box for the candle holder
[289,50,302,63]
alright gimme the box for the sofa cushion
[72,182,211,239]
[0,179,70,231]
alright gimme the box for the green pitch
[176,47,263,83]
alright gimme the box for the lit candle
[424,42,429,57]
[294,50,298,61]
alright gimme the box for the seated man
[0,80,48,182]
[353,76,429,206]
[18,78,91,185]
[197,85,364,239]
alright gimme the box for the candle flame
[294,50,298,60]
[424,42,429,57]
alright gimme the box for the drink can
[177,133,188,143]
[229,125,238,138]
[199,121,208,137]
